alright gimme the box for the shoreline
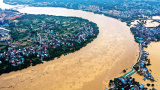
[0,2,139,90]
[132,42,160,89]
[0,14,99,75]
[1,0,160,89]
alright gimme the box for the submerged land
[1,0,160,90]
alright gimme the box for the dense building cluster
[108,21,159,89]
[0,10,21,26]
[83,5,100,12]
[103,2,160,19]
[132,24,160,46]
[136,50,155,81]
[12,0,160,21]
[2,0,160,89]
[109,76,147,90]
[0,28,10,41]
[0,10,21,40]
[130,24,159,81]
[0,44,49,66]
[0,14,97,67]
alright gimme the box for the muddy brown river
[0,1,139,90]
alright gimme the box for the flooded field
[131,20,160,27]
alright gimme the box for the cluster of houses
[78,1,160,20]
[31,2,102,12]
[8,0,160,21]
[0,9,22,41]
[0,10,21,27]
[101,8,159,20]
[83,5,101,12]
[133,24,160,46]
[137,51,155,81]
[116,2,160,18]
[0,28,10,41]
[131,24,159,81]
[0,15,95,67]
[75,1,160,20]
[101,1,160,20]
[28,19,95,50]
[110,22,158,89]
[30,1,160,20]
[109,76,147,90]
[0,42,49,66]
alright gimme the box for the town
[108,76,148,90]
[0,9,21,42]
[5,0,160,22]
[0,12,99,74]
[107,21,160,89]
[2,0,160,89]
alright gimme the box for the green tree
[147,83,151,87]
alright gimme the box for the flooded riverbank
[132,42,160,89]
[0,2,139,90]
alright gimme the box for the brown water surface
[0,6,139,90]
[133,42,160,89]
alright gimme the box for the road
[123,43,142,77]
[0,27,11,32]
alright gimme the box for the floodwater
[0,1,139,90]
[153,16,160,20]
[133,42,160,89]
[0,0,17,9]
[131,20,160,27]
